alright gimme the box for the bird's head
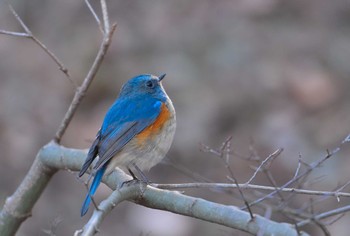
[119,74,168,102]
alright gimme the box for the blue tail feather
[81,166,106,216]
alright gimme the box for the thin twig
[4,4,75,86]
[245,148,283,185]
[297,205,350,227]
[53,24,117,143]
[202,137,255,219]
[322,213,345,226]
[294,154,303,179]
[312,220,330,236]
[100,0,110,33]
[334,179,350,202]
[0,30,30,37]
[53,0,117,143]
[265,170,285,201]
[8,4,31,33]
[42,215,63,236]
[84,0,104,33]
[247,146,286,202]
[242,142,345,210]
[278,154,304,206]
[152,182,350,198]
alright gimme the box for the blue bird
[79,74,176,216]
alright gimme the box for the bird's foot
[120,178,151,188]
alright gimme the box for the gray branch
[40,143,306,236]
[0,147,57,236]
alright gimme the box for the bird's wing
[79,130,101,177]
[93,100,162,170]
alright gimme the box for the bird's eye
[145,80,155,88]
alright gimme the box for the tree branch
[84,0,104,33]
[40,143,307,236]
[297,205,350,227]
[242,140,347,210]
[0,147,57,236]
[1,4,74,85]
[245,148,283,185]
[53,20,117,143]
[152,183,350,198]
[78,180,138,236]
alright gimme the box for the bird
[78,74,176,216]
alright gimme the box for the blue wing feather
[79,130,101,177]
[81,165,106,216]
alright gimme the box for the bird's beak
[158,73,166,82]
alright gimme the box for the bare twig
[322,213,345,226]
[242,140,347,210]
[245,148,283,185]
[42,216,63,236]
[53,18,117,143]
[100,0,110,33]
[294,154,303,179]
[0,30,30,37]
[84,0,104,33]
[334,179,350,202]
[341,133,350,144]
[227,175,256,220]
[297,205,350,227]
[2,4,75,86]
[313,220,330,236]
[152,183,350,198]
[202,137,255,219]
[247,147,286,202]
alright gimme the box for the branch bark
[0,148,57,236]
[40,143,307,236]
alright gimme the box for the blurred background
[1,0,350,235]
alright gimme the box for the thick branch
[0,147,57,236]
[40,143,307,236]
[79,181,138,235]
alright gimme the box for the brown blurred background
[1,0,350,235]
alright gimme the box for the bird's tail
[81,165,106,216]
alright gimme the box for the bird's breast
[135,102,171,144]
